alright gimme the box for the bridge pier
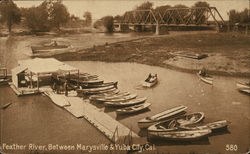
[155,24,168,35]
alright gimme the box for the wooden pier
[44,90,141,143]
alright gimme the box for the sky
[14,0,250,20]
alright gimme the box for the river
[0,33,249,153]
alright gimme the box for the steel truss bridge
[115,7,225,31]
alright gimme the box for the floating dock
[9,82,40,96]
[44,90,140,143]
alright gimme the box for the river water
[0,33,249,153]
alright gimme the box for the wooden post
[77,70,80,87]
[37,73,39,90]
[30,72,33,88]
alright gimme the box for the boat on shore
[116,102,151,114]
[148,112,205,132]
[89,92,130,101]
[104,97,147,107]
[138,105,188,129]
[148,129,211,141]
[197,72,213,85]
[180,120,230,132]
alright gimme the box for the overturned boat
[138,105,187,129]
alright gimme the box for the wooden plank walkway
[43,89,140,143]
[64,96,84,118]
[80,99,139,143]
[44,91,70,107]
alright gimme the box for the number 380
[226,144,238,151]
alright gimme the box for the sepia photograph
[0,0,249,153]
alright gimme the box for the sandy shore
[49,31,250,77]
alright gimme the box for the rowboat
[81,81,118,89]
[197,72,213,85]
[0,103,12,109]
[76,85,115,93]
[148,129,211,141]
[104,97,147,107]
[89,92,130,101]
[31,45,69,54]
[180,120,230,132]
[142,75,158,88]
[101,94,137,102]
[147,112,205,132]
[116,102,151,114]
[138,105,187,129]
[236,81,250,89]
[82,88,119,95]
[236,82,250,94]
[238,88,250,94]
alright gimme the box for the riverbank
[49,31,250,78]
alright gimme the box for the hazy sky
[15,0,249,20]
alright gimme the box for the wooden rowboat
[89,92,130,101]
[83,88,119,95]
[197,72,213,85]
[147,112,205,132]
[116,102,151,114]
[101,94,137,102]
[236,82,250,94]
[236,81,250,89]
[148,129,211,141]
[180,120,230,132]
[104,97,147,107]
[138,105,187,129]
[238,88,250,94]
[81,81,118,89]
[142,75,158,88]
[77,85,115,93]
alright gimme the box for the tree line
[0,0,92,33]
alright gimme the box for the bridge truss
[117,7,225,26]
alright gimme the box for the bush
[102,16,114,33]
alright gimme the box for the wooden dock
[44,90,140,143]
[9,83,40,96]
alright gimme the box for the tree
[192,1,210,24]
[0,0,21,32]
[102,16,114,33]
[135,1,153,10]
[22,1,50,32]
[83,11,92,26]
[49,1,70,30]
[229,9,250,24]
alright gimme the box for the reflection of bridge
[114,7,225,34]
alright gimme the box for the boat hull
[197,73,213,85]
[116,102,151,114]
